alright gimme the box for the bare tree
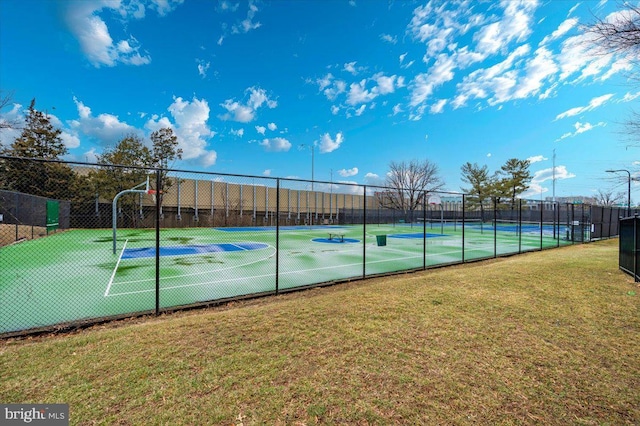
[0,90,20,132]
[584,3,640,147]
[378,159,445,217]
[583,4,640,60]
[594,188,626,206]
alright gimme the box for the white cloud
[146,96,217,167]
[364,172,383,186]
[0,103,24,146]
[522,165,576,198]
[621,91,640,103]
[474,1,538,57]
[512,46,558,101]
[380,34,397,44]
[318,132,344,153]
[267,122,277,131]
[149,0,184,16]
[255,125,266,135]
[259,137,291,152]
[555,94,614,120]
[540,17,578,46]
[217,1,239,12]
[452,44,531,108]
[262,169,271,176]
[338,167,359,177]
[527,155,548,164]
[344,61,358,75]
[347,80,377,105]
[317,73,334,91]
[70,97,142,143]
[197,60,210,78]
[230,128,244,137]
[408,2,476,58]
[232,0,261,34]
[409,53,457,110]
[373,73,398,95]
[556,121,606,141]
[353,105,366,116]
[430,99,447,114]
[62,1,158,67]
[219,87,277,123]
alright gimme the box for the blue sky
[0,0,639,202]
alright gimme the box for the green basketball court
[0,222,569,334]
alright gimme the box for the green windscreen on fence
[46,200,59,234]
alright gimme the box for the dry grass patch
[0,224,49,246]
[1,239,639,425]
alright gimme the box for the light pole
[606,169,631,216]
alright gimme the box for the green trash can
[376,235,387,246]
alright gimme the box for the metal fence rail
[0,156,630,336]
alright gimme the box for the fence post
[539,200,543,250]
[363,185,367,279]
[423,191,427,270]
[461,194,465,263]
[635,214,638,282]
[556,202,560,248]
[155,168,161,316]
[493,197,497,258]
[518,199,522,254]
[275,179,280,295]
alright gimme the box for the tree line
[0,98,182,223]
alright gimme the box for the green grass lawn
[2,239,637,425]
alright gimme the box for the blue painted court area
[122,242,269,259]
[388,233,447,239]
[216,225,345,232]
[312,238,360,244]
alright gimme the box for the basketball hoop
[147,189,158,203]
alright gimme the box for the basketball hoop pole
[112,177,152,254]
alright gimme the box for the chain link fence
[0,156,629,336]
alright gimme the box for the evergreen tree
[0,99,73,199]
[495,158,532,208]
[460,162,493,220]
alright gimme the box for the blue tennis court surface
[388,233,447,239]
[122,242,269,259]
[217,225,346,232]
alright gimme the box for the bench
[328,232,346,242]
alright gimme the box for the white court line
[229,243,250,251]
[106,245,499,297]
[108,246,277,289]
[105,238,128,297]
